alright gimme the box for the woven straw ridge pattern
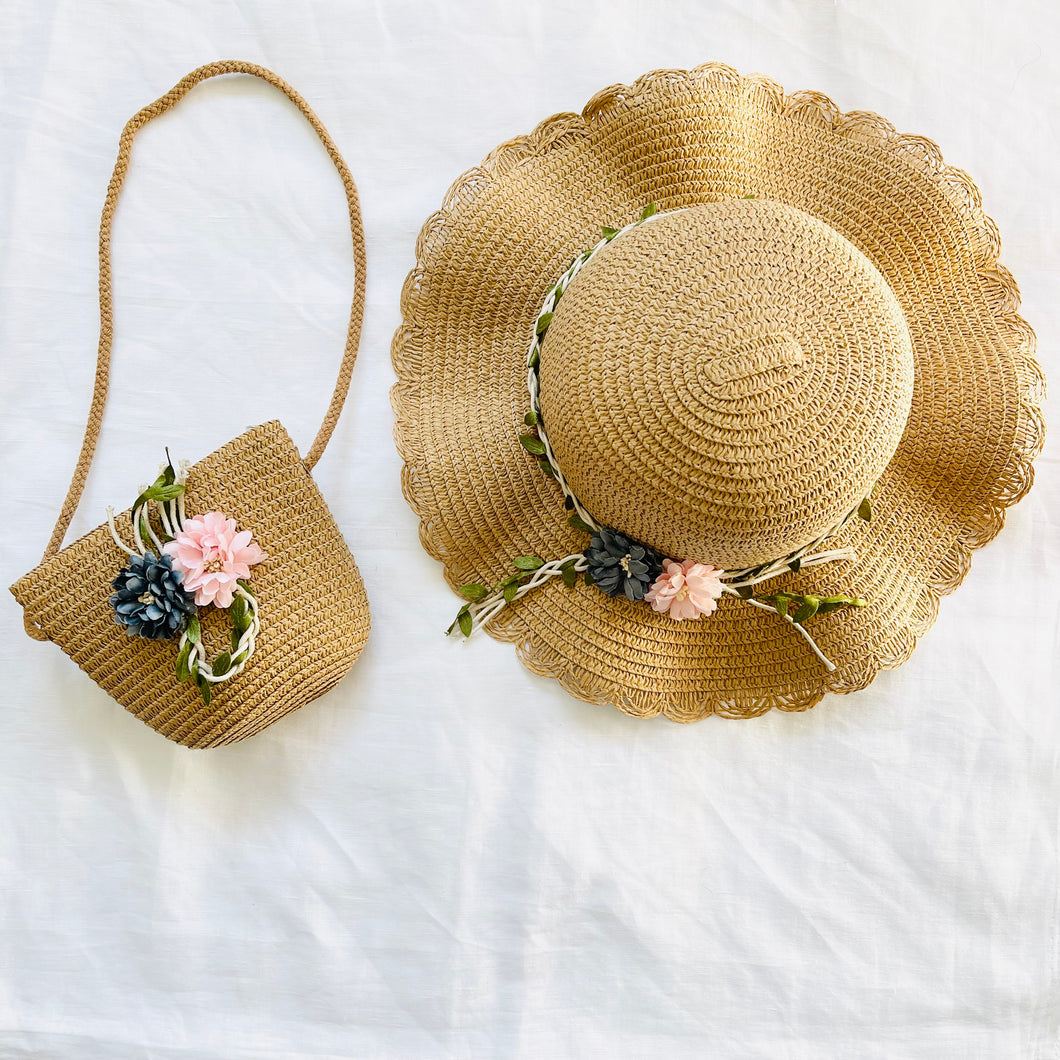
[11,63,371,745]
[391,63,1045,721]
[539,199,914,570]
[12,423,369,748]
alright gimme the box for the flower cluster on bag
[106,453,266,704]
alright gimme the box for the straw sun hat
[391,63,1044,720]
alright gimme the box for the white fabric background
[1,2,1057,1057]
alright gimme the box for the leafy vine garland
[106,452,266,704]
[449,203,871,672]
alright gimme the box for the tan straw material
[391,62,1045,720]
[540,200,914,570]
[11,62,370,747]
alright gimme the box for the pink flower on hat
[645,559,725,620]
[164,512,266,609]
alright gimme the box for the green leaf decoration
[584,570,594,587]
[743,192,757,199]
[162,450,177,486]
[513,556,545,571]
[185,615,201,644]
[175,642,192,681]
[568,513,594,535]
[858,497,873,522]
[231,629,242,653]
[789,557,802,573]
[212,651,232,677]
[519,433,547,456]
[640,202,658,220]
[460,582,489,601]
[130,475,167,518]
[523,410,539,426]
[736,584,753,600]
[502,583,518,603]
[229,594,248,630]
[197,674,212,706]
[136,483,184,503]
[775,595,789,618]
[602,225,618,239]
[561,560,578,589]
[129,500,146,528]
[816,595,866,614]
[529,349,540,369]
[457,609,473,638]
[793,597,819,625]
[538,458,557,478]
[535,312,554,336]
[237,579,255,597]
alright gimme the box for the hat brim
[391,63,1044,720]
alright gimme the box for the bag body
[10,63,370,747]
[13,423,369,747]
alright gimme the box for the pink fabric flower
[163,512,266,609]
[644,559,724,620]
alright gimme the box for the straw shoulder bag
[10,62,370,748]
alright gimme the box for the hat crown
[538,200,915,569]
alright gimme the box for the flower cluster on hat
[449,202,875,668]
[645,559,725,620]
[163,512,267,609]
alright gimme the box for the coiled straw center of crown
[536,199,915,570]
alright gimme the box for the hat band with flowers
[396,62,1043,721]
[448,202,877,671]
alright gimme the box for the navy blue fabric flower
[584,527,663,601]
[109,551,197,640]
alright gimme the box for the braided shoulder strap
[43,60,366,562]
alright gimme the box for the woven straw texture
[391,62,1045,720]
[540,199,915,569]
[12,422,370,748]
[10,63,371,746]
